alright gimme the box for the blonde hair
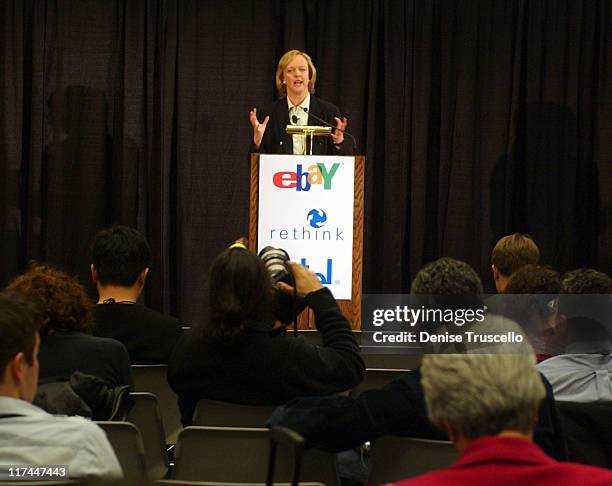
[275,50,317,97]
[491,233,540,277]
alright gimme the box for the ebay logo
[273,163,340,191]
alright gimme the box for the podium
[249,153,364,329]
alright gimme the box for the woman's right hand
[277,261,323,299]
[249,108,270,148]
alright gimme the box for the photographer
[167,241,364,426]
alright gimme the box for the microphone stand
[302,107,358,154]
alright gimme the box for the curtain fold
[1,0,610,322]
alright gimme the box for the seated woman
[8,263,132,387]
[168,243,364,426]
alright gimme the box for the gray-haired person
[387,332,612,485]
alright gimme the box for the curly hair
[7,262,94,335]
[411,257,483,295]
[561,268,612,294]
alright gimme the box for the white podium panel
[258,154,355,299]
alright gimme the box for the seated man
[491,233,540,292]
[502,264,562,360]
[91,225,181,364]
[0,290,122,479]
[537,268,612,402]
[269,258,566,461]
[388,339,612,485]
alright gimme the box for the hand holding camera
[277,261,323,299]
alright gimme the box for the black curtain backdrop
[1,0,611,325]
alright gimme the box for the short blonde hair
[421,321,545,440]
[275,50,317,97]
[491,233,540,277]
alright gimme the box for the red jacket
[389,436,612,486]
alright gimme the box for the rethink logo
[307,208,327,228]
[273,163,340,191]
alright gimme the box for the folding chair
[366,436,457,486]
[127,392,170,479]
[174,426,338,485]
[131,364,182,443]
[193,399,277,427]
[96,420,148,479]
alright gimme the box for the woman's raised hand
[249,108,270,148]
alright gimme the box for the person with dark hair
[411,257,483,295]
[8,263,132,387]
[249,49,353,155]
[491,233,540,292]
[270,257,566,464]
[502,264,562,360]
[91,225,181,364]
[537,269,612,402]
[0,290,122,479]
[167,243,364,426]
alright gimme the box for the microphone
[301,107,357,153]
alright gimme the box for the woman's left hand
[331,116,347,145]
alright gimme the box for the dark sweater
[168,288,365,425]
[94,303,181,364]
[269,370,567,461]
[39,330,133,388]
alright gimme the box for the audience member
[91,225,181,364]
[168,242,365,425]
[386,342,612,485]
[8,263,132,387]
[491,233,540,292]
[537,269,612,402]
[502,264,562,360]
[269,257,566,461]
[0,290,122,479]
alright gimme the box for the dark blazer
[39,331,133,388]
[254,96,354,155]
[94,303,181,364]
[269,370,567,461]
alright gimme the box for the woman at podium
[249,49,353,155]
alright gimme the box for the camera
[258,246,305,327]
[259,246,291,284]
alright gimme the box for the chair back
[128,392,170,479]
[557,400,612,468]
[174,426,338,485]
[96,420,148,479]
[193,399,277,427]
[366,436,457,486]
[131,364,182,443]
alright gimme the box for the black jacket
[39,330,133,388]
[269,370,568,461]
[94,303,181,364]
[168,288,365,426]
[253,96,354,155]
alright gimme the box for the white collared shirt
[287,94,311,155]
[0,396,123,479]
